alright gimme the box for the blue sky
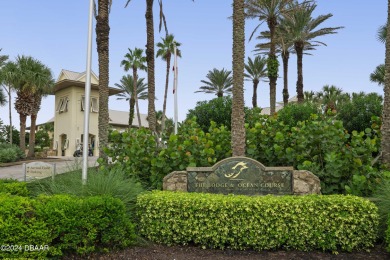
[0,0,386,129]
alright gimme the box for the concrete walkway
[0,156,99,181]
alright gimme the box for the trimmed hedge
[0,194,136,258]
[0,179,29,196]
[387,217,390,252]
[137,191,378,253]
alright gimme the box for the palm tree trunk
[295,43,304,103]
[146,0,157,132]
[231,0,246,157]
[268,17,278,115]
[282,51,289,106]
[96,0,110,159]
[133,68,142,128]
[161,53,171,134]
[129,98,135,127]
[19,114,27,152]
[252,79,259,108]
[382,2,390,167]
[28,114,37,157]
[6,86,12,144]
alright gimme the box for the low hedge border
[137,191,378,253]
[0,179,29,196]
[0,193,136,258]
[387,216,390,252]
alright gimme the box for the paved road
[0,156,99,181]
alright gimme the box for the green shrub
[34,194,136,256]
[0,179,29,196]
[150,119,231,189]
[277,102,320,127]
[137,191,378,253]
[371,175,390,236]
[0,143,25,163]
[0,193,51,259]
[387,216,390,251]
[103,119,231,189]
[337,92,382,134]
[246,114,381,195]
[104,127,158,186]
[186,96,233,132]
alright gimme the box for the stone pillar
[163,171,188,192]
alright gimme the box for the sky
[0,0,387,130]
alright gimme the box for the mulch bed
[63,243,390,260]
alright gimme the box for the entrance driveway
[0,156,99,181]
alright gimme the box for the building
[260,95,298,115]
[50,69,147,156]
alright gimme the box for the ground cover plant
[137,191,379,253]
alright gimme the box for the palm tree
[244,56,267,108]
[0,87,6,106]
[5,56,53,152]
[304,90,320,104]
[125,0,194,134]
[156,34,181,134]
[95,0,112,159]
[370,25,386,86]
[283,1,343,103]
[195,68,233,97]
[115,75,148,127]
[121,48,147,128]
[126,0,157,133]
[316,85,348,113]
[28,69,54,157]
[246,0,292,114]
[231,0,246,157]
[370,64,385,86]
[378,24,387,44]
[382,1,390,167]
[0,61,15,145]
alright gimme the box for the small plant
[0,143,25,163]
[27,167,144,217]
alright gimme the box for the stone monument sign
[23,161,56,181]
[187,157,293,195]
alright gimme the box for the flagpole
[174,44,178,134]
[82,0,94,185]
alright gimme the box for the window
[91,97,98,112]
[56,98,64,112]
[81,96,85,111]
[81,96,98,112]
[57,97,69,113]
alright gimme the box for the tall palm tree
[126,0,157,133]
[0,61,15,145]
[370,64,385,86]
[115,75,148,127]
[246,0,292,115]
[28,70,54,157]
[195,68,233,97]
[121,48,147,128]
[5,56,53,152]
[231,0,246,156]
[95,0,112,159]
[244,56,267,108]
[283,1,343,103]
[382,1,390,167]
[125,0,193,134]
[156,34,181,134]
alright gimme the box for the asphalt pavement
[0,156,99,181]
